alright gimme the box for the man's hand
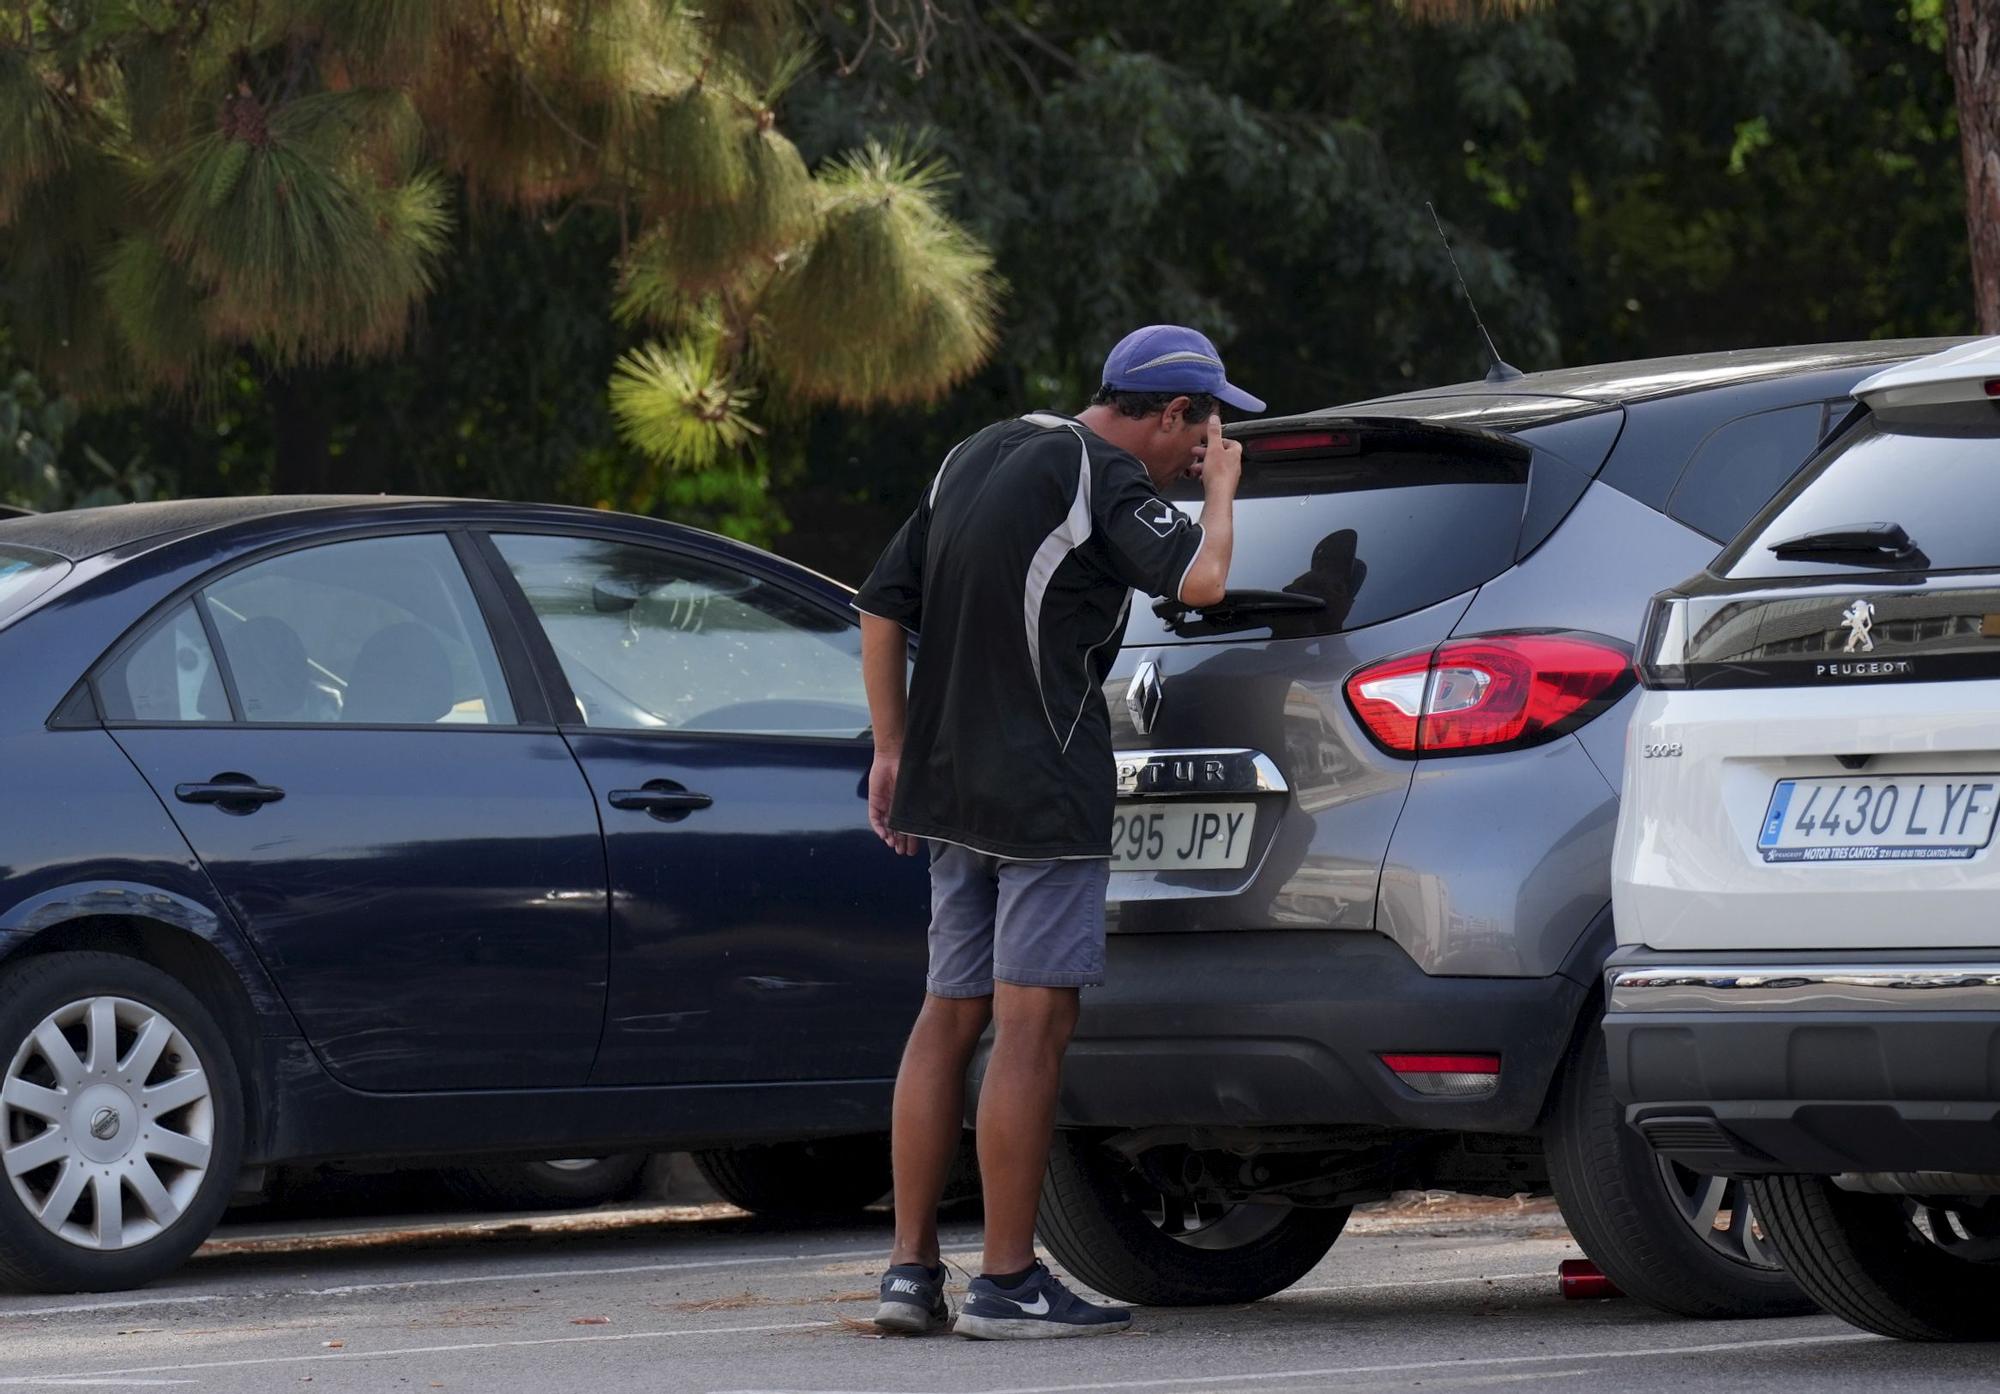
[869,750,920,856]
[1193,413,1243,498]
[1176,415,1240,608]
[860,612,919,856]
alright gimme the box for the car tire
[1545,1018,1813,1318]
[1037,1129,1349,1306]
[1748,1174,2000,1341]
[692,1134,891,1218]
[440,1154,650,1211]
[0,951,244,1293]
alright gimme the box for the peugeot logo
[1841,598,1876,654]
[89,1107,120,1141]
[1126,660,1164,736]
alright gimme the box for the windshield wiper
[1152,588,1327,631]
[1768,521,1918,559]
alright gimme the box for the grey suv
[999,339,1964,1319]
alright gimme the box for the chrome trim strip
[1115,747,1288,798]
[1610,965,2000,1014]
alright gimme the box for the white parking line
[0,1295,229,1320]
[0,1382,196,1390]
[1,1381,196,1389]
[298,1243,902,1297]
[0,1320,836,1383]
[0,1263,1548,1331]
[1282,1270,1542,1296]
[704,1329,1878,1394]
[0,1242,919,1322]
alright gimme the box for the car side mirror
[591,578,646,613]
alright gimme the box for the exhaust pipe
[1833,1172,2000,1196]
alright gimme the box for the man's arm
[1177,415,1242,607]
[861,612,920,857]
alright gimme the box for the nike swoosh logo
[998,1292,1051,1315]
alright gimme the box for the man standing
[855,325,1257,1339]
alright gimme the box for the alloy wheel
[1123,1159,1292,1252]
[2,995,215,1251]
[1906,1197,2000,1263]
[1655,1158,1782,1270]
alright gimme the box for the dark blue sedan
[0,497,929,1292]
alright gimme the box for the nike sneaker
[874,1261,949,1334]
[954,1260,1131,1339]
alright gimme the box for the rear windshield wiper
[1768,521,1919,559]
[1151,588,1327,632]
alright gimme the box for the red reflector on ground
[1558,1258,1623,1300]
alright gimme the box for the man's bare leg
[888,992,994,1269]
[974,981,1080,1275]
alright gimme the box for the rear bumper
[1603,946,2000,1174]
[969,930,1589,1135]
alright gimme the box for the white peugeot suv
[1607,335,2000,1342]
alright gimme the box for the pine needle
[0,47,70,226]
[758,142,1000,406]
[609,335,763,468]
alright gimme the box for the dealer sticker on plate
[1756,775,2000,863]
[1112,801,1254,871]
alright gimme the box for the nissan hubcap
[2,996,215,1251]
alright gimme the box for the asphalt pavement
[1,1193,1995,1392]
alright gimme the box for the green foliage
[0,46,69,223]
[617,129,816,300]
[754,0,1971,583]
[759,145,1000,407]
[0,0,1000,481]
[0,0,1981,589]
[610,336,761,469]
[152,95,450,369]
[0,342,165,512]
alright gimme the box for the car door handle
[174,776,286,810]
[608,783,714,819]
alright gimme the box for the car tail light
[1345,631,1634,756]
[1242,430,1357,457]
[1379,1053,1500,1098]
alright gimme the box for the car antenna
[1426,201,1523,383]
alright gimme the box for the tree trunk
[269,372,335,495]
[1947,0,2000,333]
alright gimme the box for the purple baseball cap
[1101,324,1266,413]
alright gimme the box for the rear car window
[0,544,69,627]
[99,601,230,722]
[1666,403,1830,543]
[1719,409,2000,579]
[1122,430,1530,644]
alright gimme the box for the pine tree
[0,1,1000,485]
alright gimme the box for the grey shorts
[925,843,1111,997]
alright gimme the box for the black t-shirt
[855,412,1205,859]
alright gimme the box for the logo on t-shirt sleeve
[1135,500,1183,539]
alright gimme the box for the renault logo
[1126,661,1164,736]
[89,1107,120,1141]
